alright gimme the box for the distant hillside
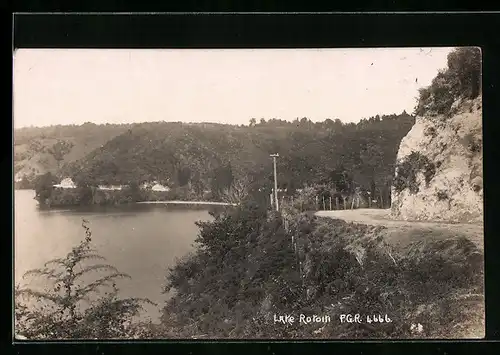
[59,115,415,202]
[14,123,132,182]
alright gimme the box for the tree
[328,167,353,194]
[220,176,250,204]
[29,140,43,154]
[414,47,482,117]
[177,166,192,187]
[324,118,333,126]
[34,172,58,205]
[191,171,205,197]
[73,172,99,188]
[127,181,142,202]
[210,164,234,199]
[249,118,257,127]
[15,220,154,339]
[48,140,74,169]
[446,47,481,99]
[299,117,310,126]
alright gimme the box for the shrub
[15,220,154,339]
[424,126,437,138]
[220,177,251,205]
[436,190,449,201]
[34,172,58,205]
[393,152,436,194]
[414,47,481,117]
[463,133,482,154]
[287,186,319,212]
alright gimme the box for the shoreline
[136,200,237,206]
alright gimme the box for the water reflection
[14,190,213,321]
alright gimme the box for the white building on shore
[98,184,125,191]
[53,178,77,189]
[140,180,170,192]
[151,183,170,192]
[53,178,127,190]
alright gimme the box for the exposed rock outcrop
[391,95,483,224]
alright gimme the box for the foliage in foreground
[162,203,484,339]
[15,220,155,339]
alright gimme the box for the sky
[13,47,454,128]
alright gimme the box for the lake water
[14,189,212,321]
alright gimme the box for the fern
[15,219,155,339]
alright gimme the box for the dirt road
[315,208,484,250]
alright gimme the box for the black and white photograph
[13,47,483,339]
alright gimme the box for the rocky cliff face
[391,96,483,224]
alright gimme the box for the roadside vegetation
[159,203,483,339]
[15,203,484,339]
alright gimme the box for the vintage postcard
[14,47,483,340]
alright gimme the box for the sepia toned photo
[13,47,483,340]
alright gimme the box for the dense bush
[414,47,481,117]
[446,47,482,99]
[161,204,484,339]
[287,186,320,212]
[34,172,58,205]
[436,190,449,201]
[393,151,436,194]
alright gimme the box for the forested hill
[58,113,414,200]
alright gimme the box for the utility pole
[270,153,279,212]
